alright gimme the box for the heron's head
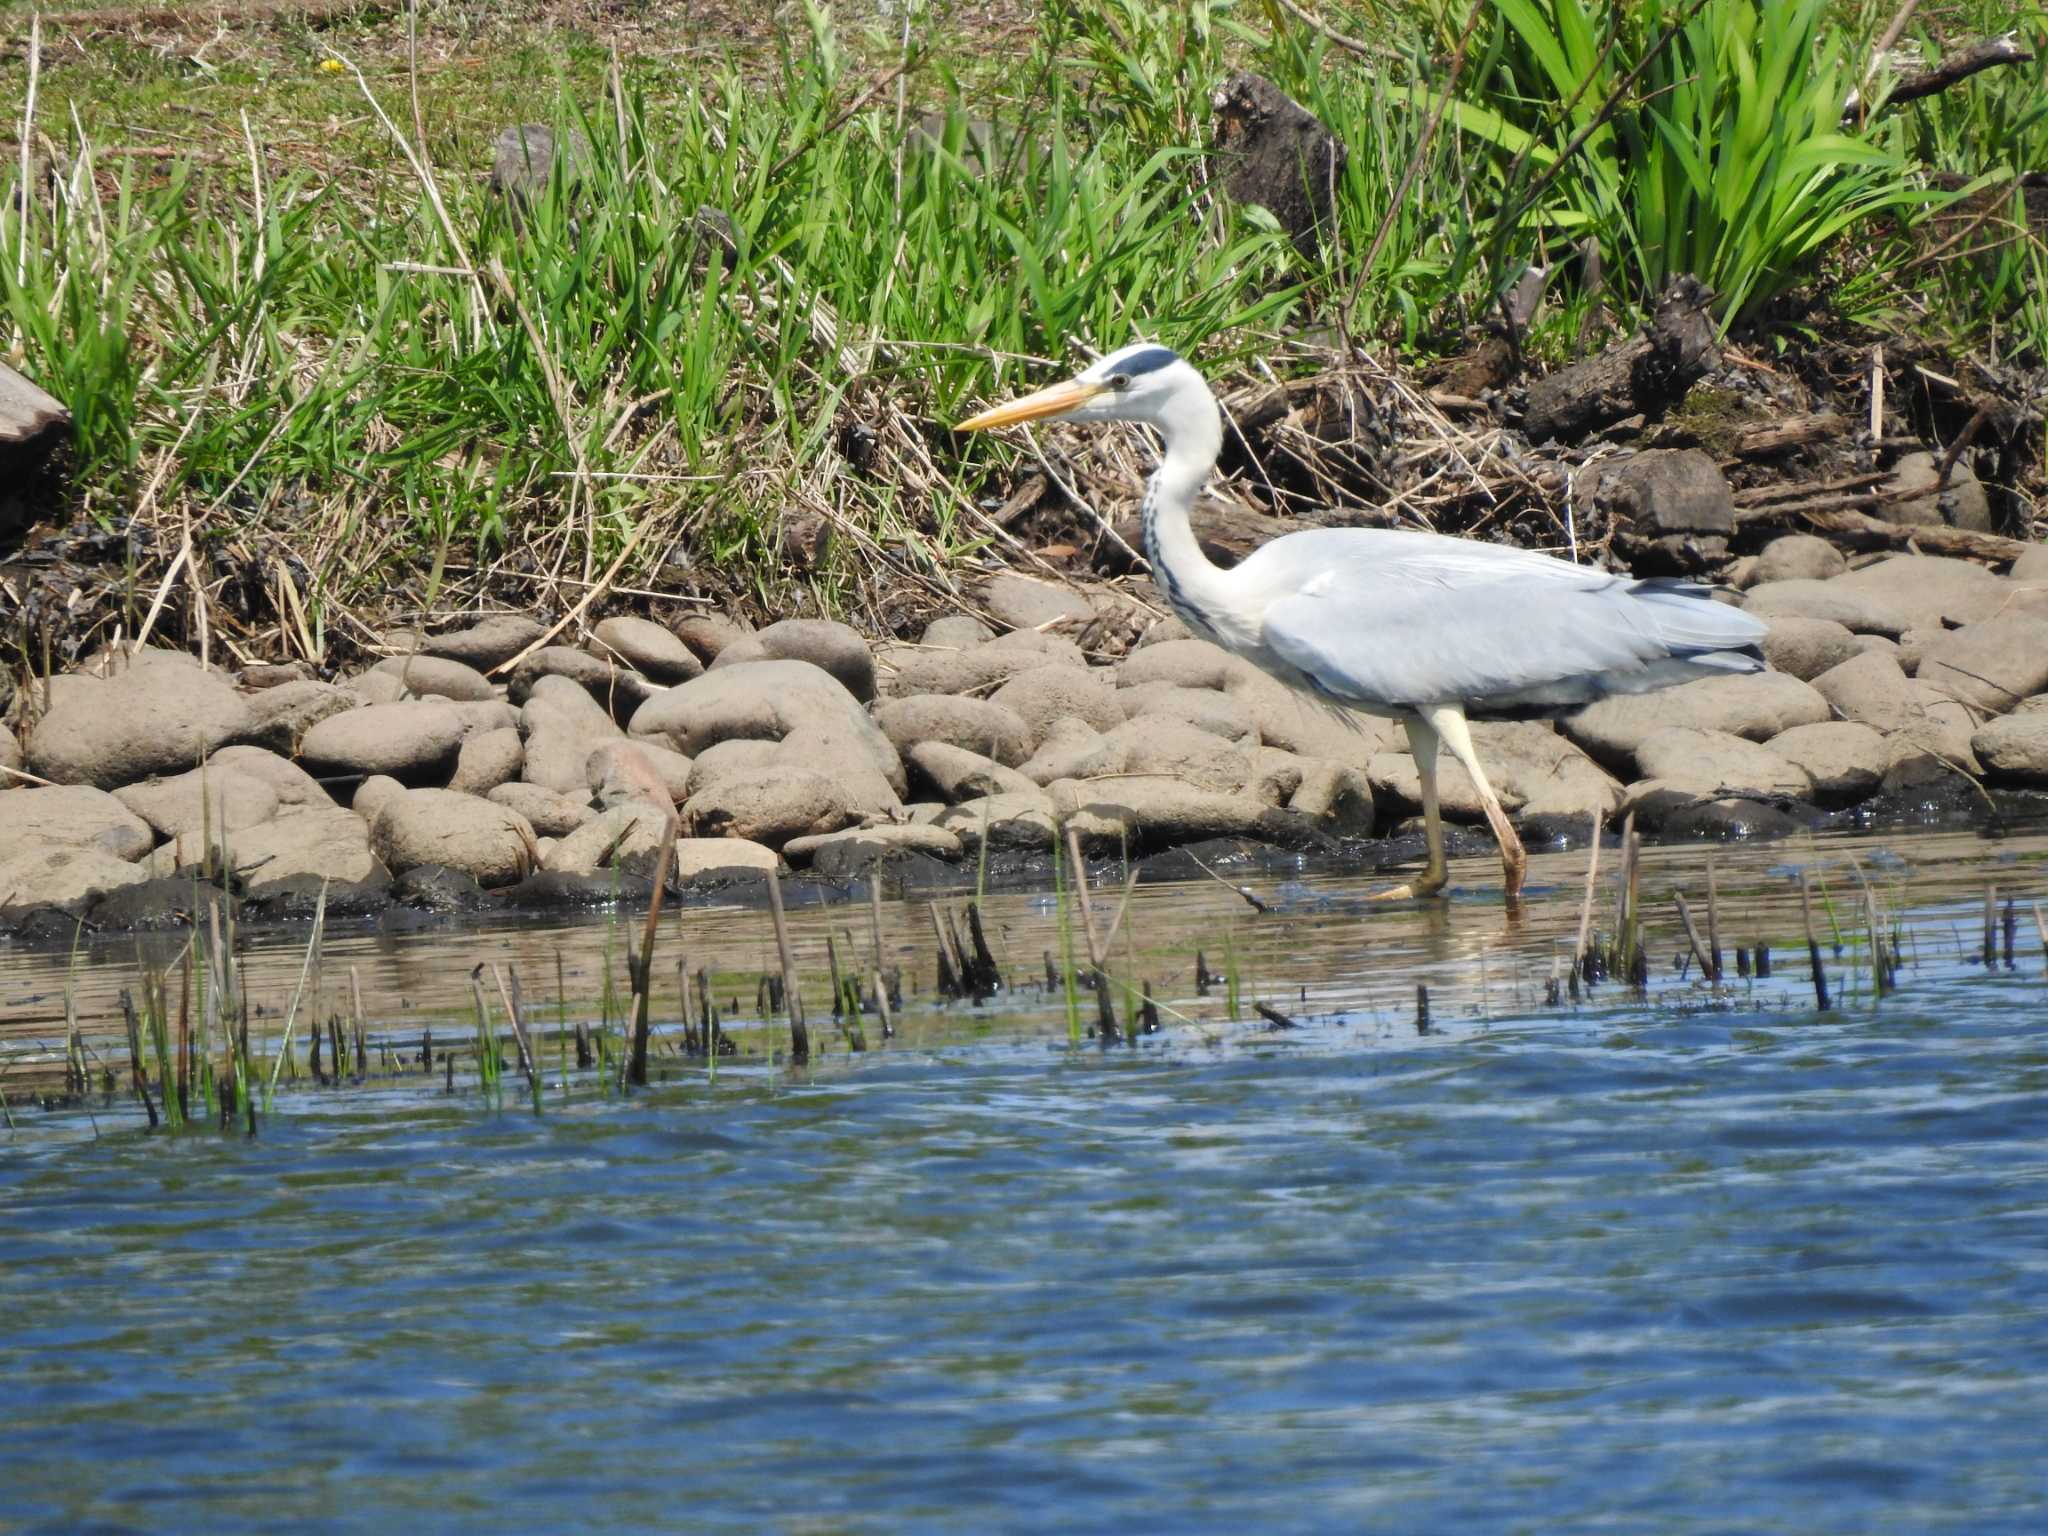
[955,342,1207,434]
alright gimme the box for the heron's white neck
[1140,389,1244,641]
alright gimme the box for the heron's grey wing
[1260,585,1657,710]
[1255,534,1761,711]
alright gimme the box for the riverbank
[6,4,2048,927]
[4,536,2048,937]
[4,2,2046,653]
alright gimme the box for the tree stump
[1,360,69,540]
[1208,73,1346,258]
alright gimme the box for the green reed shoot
[141,963,183,1131]
[263,881,328,1110]
[471,979,503,1105]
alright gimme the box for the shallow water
[3,826,2047,1531]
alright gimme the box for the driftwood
[1522,275,1720,445]
[1734,467,2037,564]
[1,360,69,538]
[1796,507,2035,564]
[1847,35,2036,120]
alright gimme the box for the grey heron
[956,342,1769,902]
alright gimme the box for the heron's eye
[1108,373,1132,391]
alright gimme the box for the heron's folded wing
[1260,575,1676,711]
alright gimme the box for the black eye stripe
[1115,345,1179,377]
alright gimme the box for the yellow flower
[319,58,344,74]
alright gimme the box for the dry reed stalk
[868,880,885,977]
[1705,853,1722,983]
[120,989,158,1128]
[764,871,808,1063]
[826,933,847,1020]
[927,903,961,997]
[1674,892,1716,983]
[870,967,895,1041]
[1800,872,1830,1010]
[1062,823,1120,1041]
[494,965,539,1093]
[626,817,679,1087]
[16,13,38,287]
[1573,808,1602,984]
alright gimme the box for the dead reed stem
[1800,872,1831,1010]
[1573,808,1602,980]
[494,964,539,1094]
[121,989,158,1128]
[870,966,895,1040]
[765,871,808,1063]
[1674,892,1716,983]
[627,817,679,1086]
[1705,853,1722,982]
[1062,823,1120,1041]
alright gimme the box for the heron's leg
[1424,703,1526,903]
[1369,715,1449,900]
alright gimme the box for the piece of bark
[1522,275,1720,445]
[1732,413,1850,459]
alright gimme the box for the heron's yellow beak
[955,378,1106,432]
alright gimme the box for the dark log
[1,360,70,540]
[1522,275,1719,445]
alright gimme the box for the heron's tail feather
[1627,579,1767,664]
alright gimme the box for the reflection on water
[1,826,2046,1531]
[5,822,2046,1080]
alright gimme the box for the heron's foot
[1501,853,1528,907]
[1367,870,1449,902]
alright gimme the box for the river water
[2,825,2046,1531]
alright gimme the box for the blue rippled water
[4,965,2047,1533]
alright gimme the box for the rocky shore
[4,538,2047,940]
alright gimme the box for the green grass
[1,0,2039,656]
[1437,0,1925,328]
